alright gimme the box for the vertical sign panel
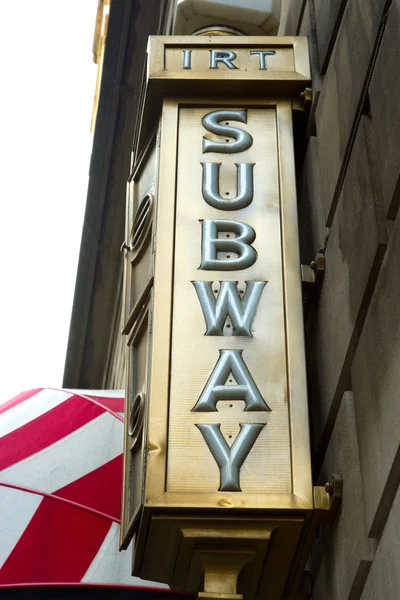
[120,137,158,549]
[167,106,292,494]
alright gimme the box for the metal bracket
[292,87,312,113]
[314,475,343,522]
[301,249,325,322]
[287,475,343,599]
[301,249,325,292]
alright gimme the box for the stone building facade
[63,0,400,597]
[297,1,400,598]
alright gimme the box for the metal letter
[192,281,266,336]
[196,423,265,491]
[202,110,252,154]
[201,162,255,210]
[250,50,277,70]
[182,49,192,69]
[200,219,257,271]
[193,349,270,412]
[210,50,238,70]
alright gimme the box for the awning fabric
[0,388,168,590]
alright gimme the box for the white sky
[0,1,98,402]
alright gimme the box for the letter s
[202,109,253,154]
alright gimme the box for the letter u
[201,162,255,211]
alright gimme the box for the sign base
[134,515,305,599]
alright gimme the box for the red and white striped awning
[0,388,168,591]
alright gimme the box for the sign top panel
[147,36,310,96]
[136,36,311,157]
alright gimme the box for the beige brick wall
[281,0,400,597]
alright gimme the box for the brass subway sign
[122,36,317,600]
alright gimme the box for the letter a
[192,349,270,412]
[192,280,266,336]
[197,423,265,491]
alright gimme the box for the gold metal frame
[143,96,312,514]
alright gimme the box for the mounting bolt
[292,87,312,112]
[324,481,334,496]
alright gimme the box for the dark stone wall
[282,0,400,597]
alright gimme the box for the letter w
[192,281,266,336]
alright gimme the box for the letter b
[200,219,257,271]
